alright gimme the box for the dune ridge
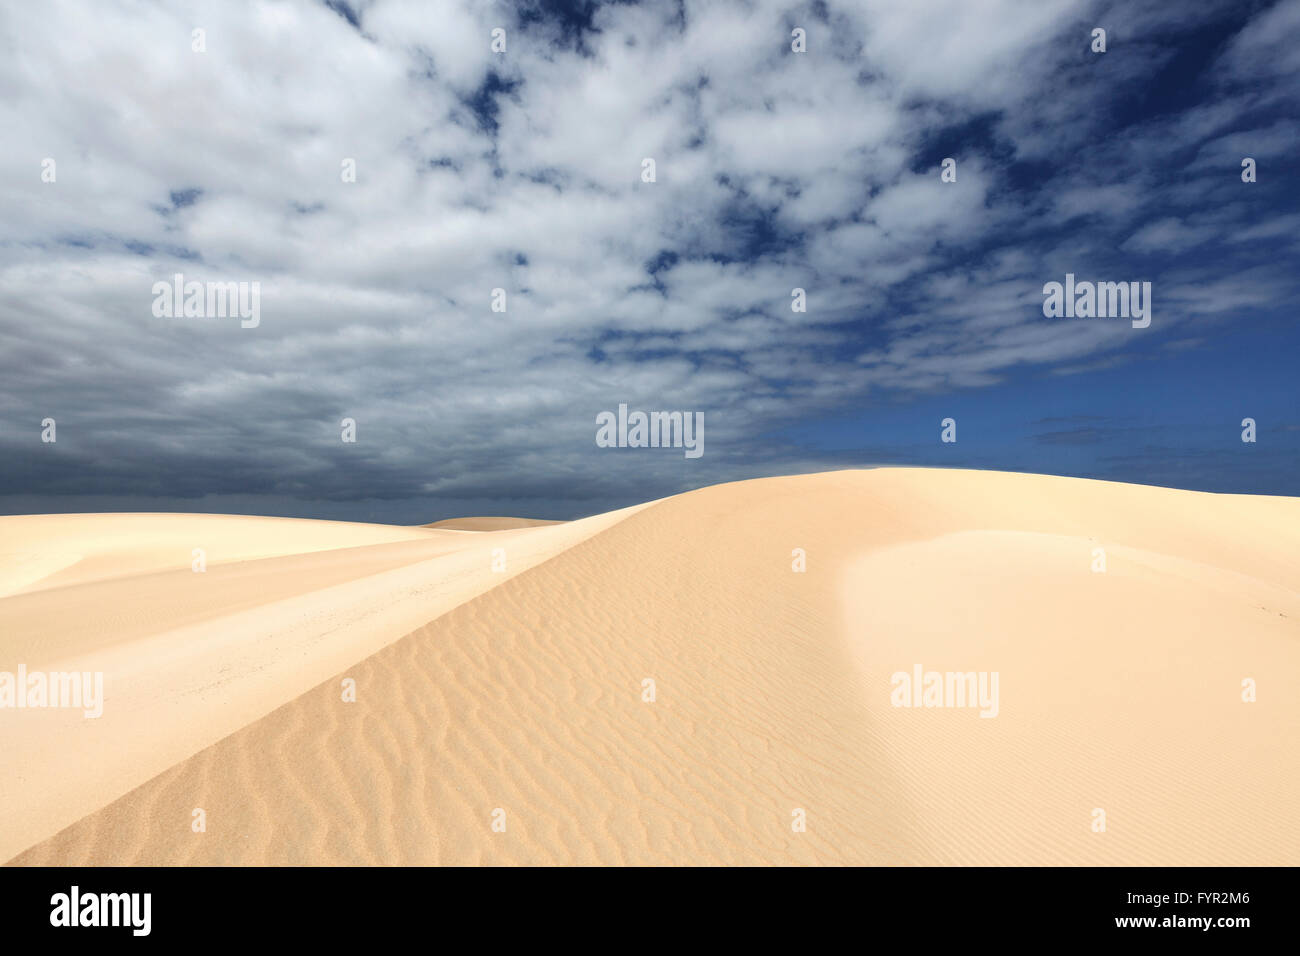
[6,468,1300,865]
[422,517,564,531]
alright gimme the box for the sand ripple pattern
[11,470,1300,865]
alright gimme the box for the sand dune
[5,469,1299,865]
[0,513,435,599]
[0,504,646,862]
[423,517,564,531]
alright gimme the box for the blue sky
[783,320,1300,493]
[0,0,1297,522]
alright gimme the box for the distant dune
[4,469,1298,865]
[422,516,564,531]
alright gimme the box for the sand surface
[4,469,1298,865]
[0,506,646,862]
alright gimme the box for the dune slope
[7,469,1300,865]
[0,504,645,862]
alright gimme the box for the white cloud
[0,0,1296,515]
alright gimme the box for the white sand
[4,469,1298,864]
